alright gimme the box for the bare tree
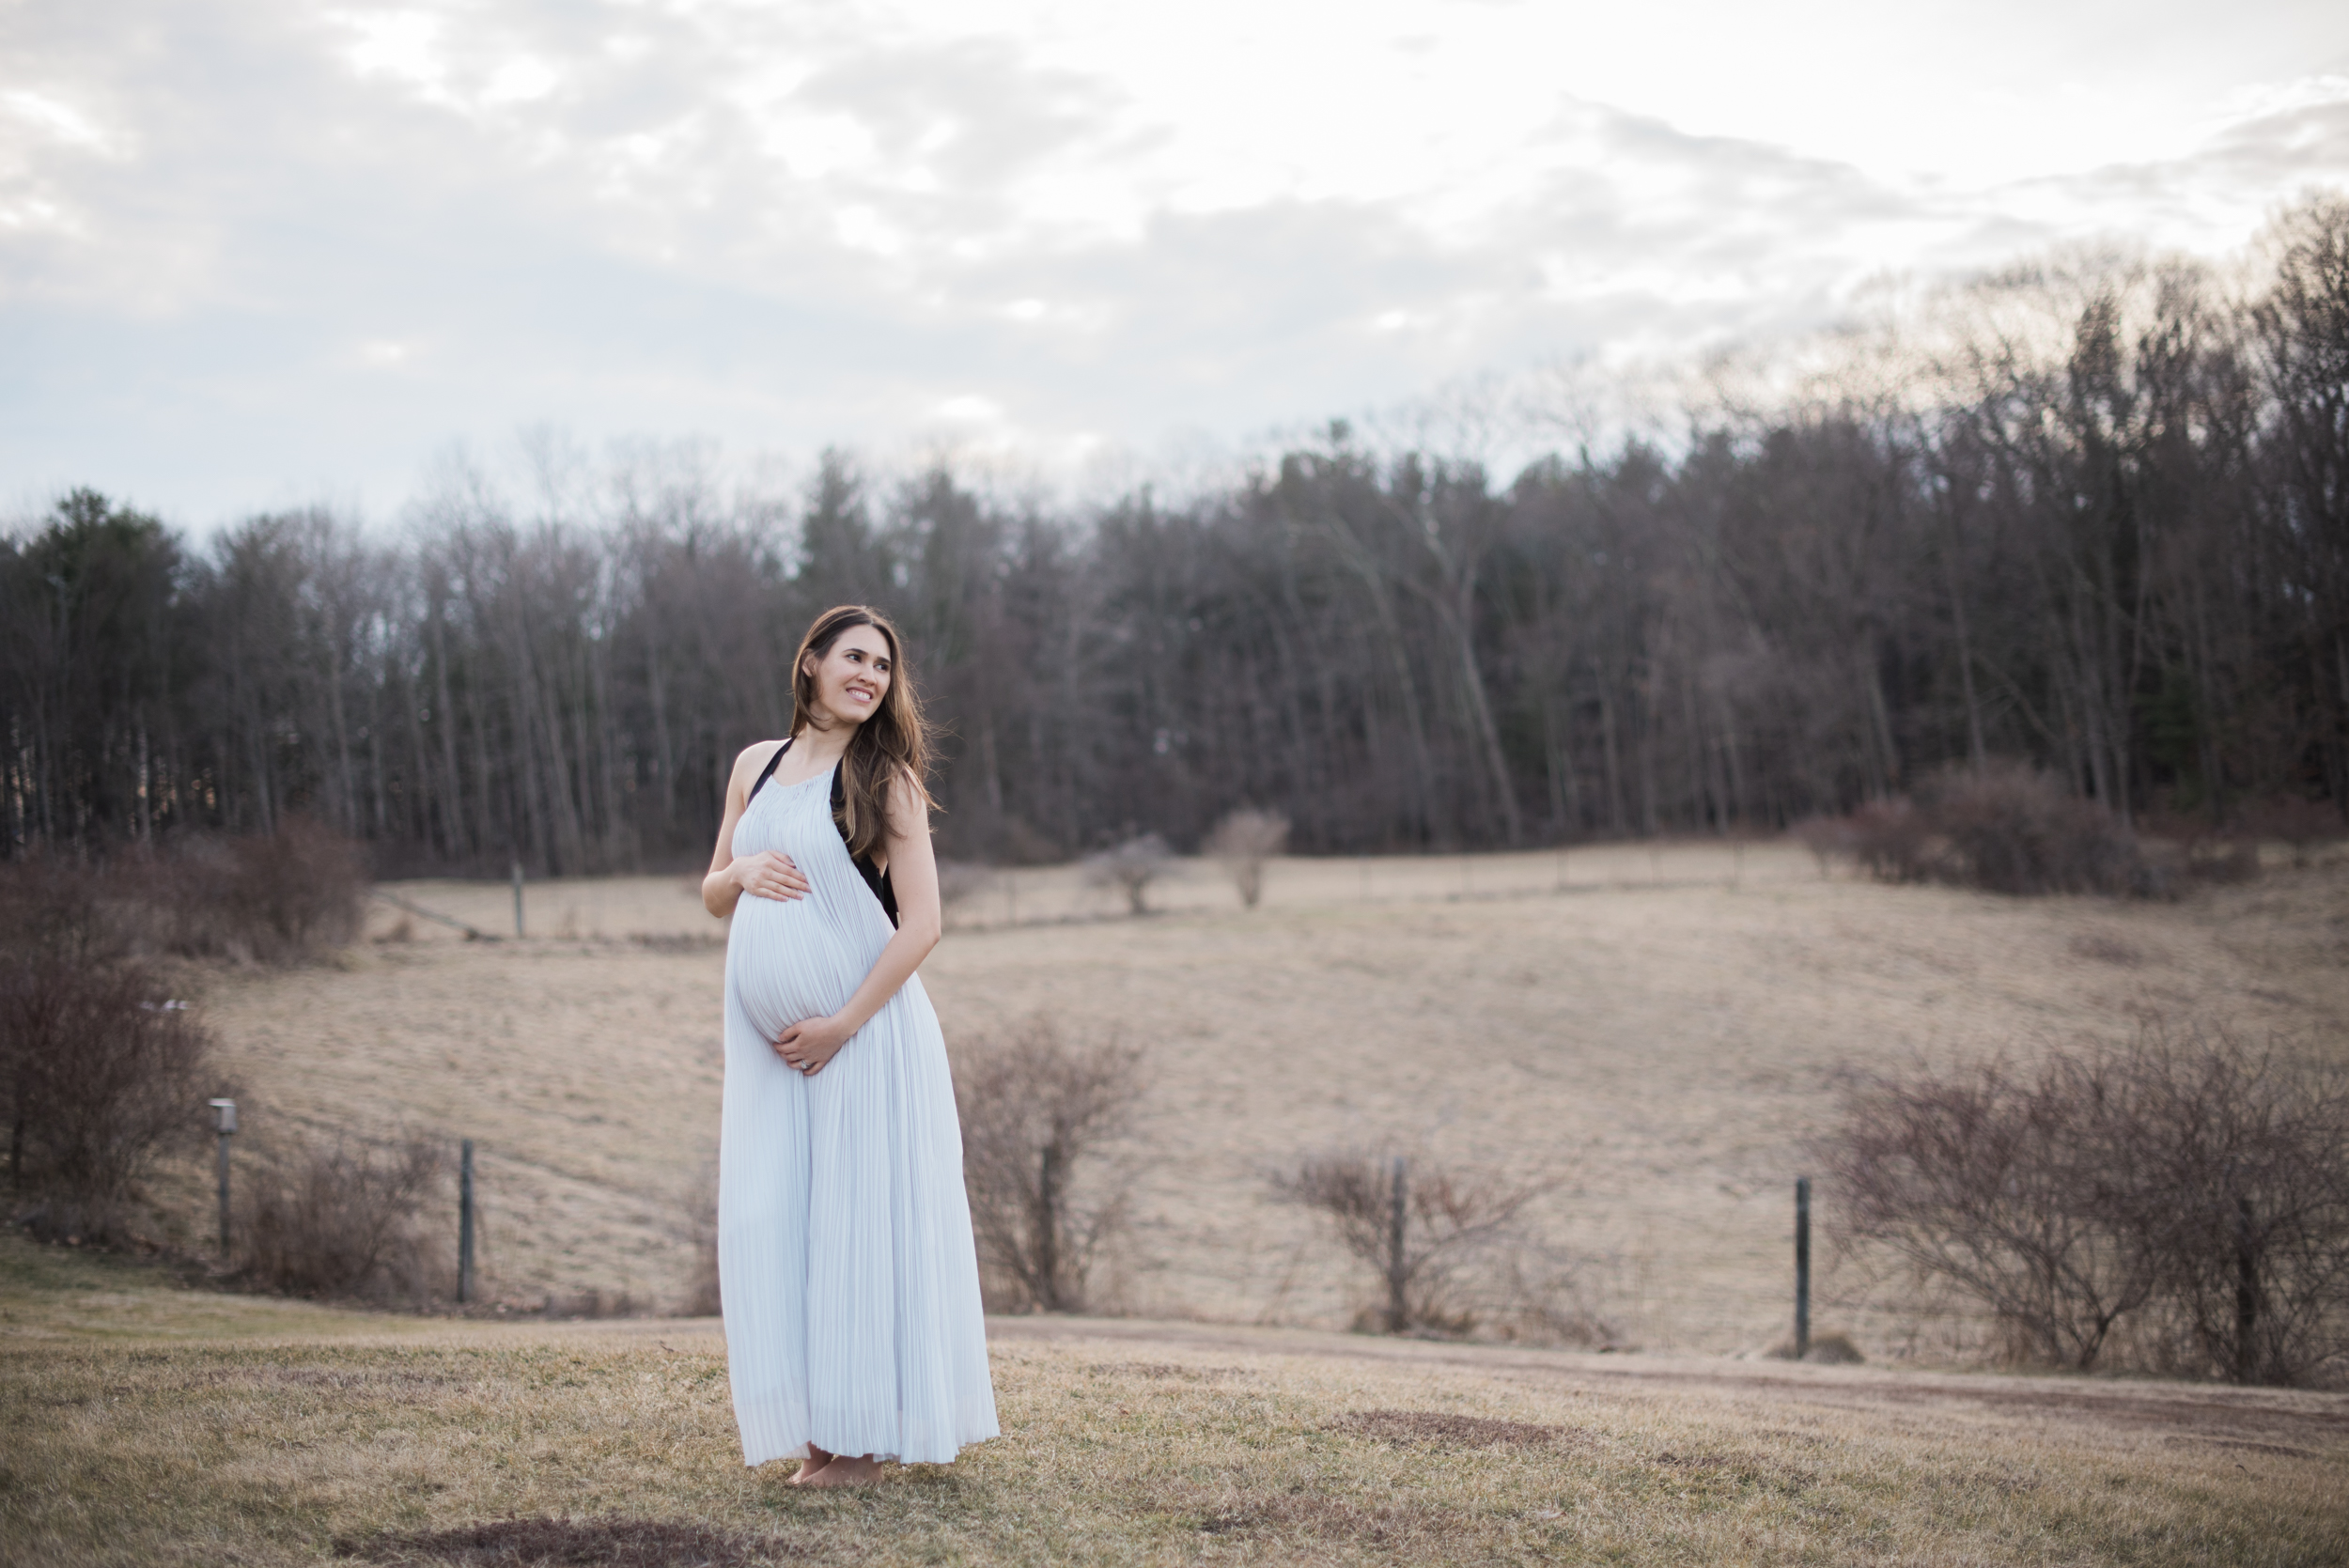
[1274,1148,1546,1335]
[954,1017,1147,1312]
[1082,833,1171,916]
[1205,808,1287,908]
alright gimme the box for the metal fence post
[459,1139,476,1305]
[1794,1175,1812,1361]
[208,1098,237,1263]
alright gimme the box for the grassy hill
[165,840,2349,1358]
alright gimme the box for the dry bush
[954,1017,1147,1312]
[1844,799,1933,883]
[2135,808,2263,887]
[1206,808,1288,908]
[1273,1149,1548,1336]
[2243,795,2343,868]
[1830,763,2150,896]
[1791,815,1857,877]
[153,817,369,963]
[1082,833,1172,915]
[2116,1035,2349,1385]
[1826,1051,2168,1369]
[2182,838,2262,884]
[1926,764,2146,895]
[0,861,216,1243]
[1489,1242,1624,1348]
[1824,1025,2349,1383]
[237,1127,448,1304]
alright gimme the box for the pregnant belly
[725,893,862,1039]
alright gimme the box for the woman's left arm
[773,769,942,1076]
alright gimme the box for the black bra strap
[744,737,792,805]
[830,766,901,928]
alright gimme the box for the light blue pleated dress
[718,759,998,1467]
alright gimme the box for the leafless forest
[7,197,2346,869]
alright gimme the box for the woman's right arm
[702,741,807,918]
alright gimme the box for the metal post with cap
[208,1098,237,1263]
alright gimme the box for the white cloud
[0,0,2344,523]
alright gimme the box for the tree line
[6,195,2345,872]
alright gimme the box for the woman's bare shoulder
[728,738,790,787]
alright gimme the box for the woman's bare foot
[801,1453,883,1488]
[788,1444,837,1486]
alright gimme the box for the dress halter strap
[740,736,899,929]
[745,737,793,805]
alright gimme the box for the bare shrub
[0,861,215,1242]
[2243,796,2341,869]
[1927,764,2145,895]
[1273,1149,1547,1335]
[2183,838,2262,884]
[238,1128,447,1303]
[1082,833,1172,916]
[1825,1026,2349,1383]
[1791,815,1856,878]
[1845,799,1933,883]
[954,1017,1146,1312]
[1205,808,1288,908]
[1825,1052,2167,1369]
[155,817,369,963]
[1832,763,2151,896]
[2116,1032,2349,1386]
[1490,1242,1623,1348]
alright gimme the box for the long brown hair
[789,605,936,859]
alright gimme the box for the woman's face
[803,623,894,727]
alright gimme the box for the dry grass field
[6,1235,2345,1568]
[161,839,2349,1359]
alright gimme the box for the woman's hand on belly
[731,850,810,902]
[773,1013,851,1077]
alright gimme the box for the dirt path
[554,1309,2349,1453]
[975,1314,2349,1452]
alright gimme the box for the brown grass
[163,842,2349,1354]
[335,1516,771,1566]
[4,1236,2346,1567]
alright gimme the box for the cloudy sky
[6,0,2348,526]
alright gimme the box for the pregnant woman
[700,604,998,1487]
